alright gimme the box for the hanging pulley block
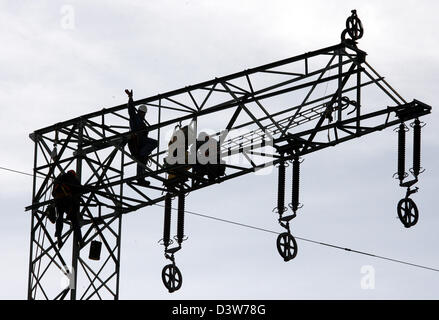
[276,232,298,262]
[162,264,183,293]
[346,10,364,41]
[397,198,419,228]
[341,10,364,42]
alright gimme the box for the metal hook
[394,123,409,132]
[410,119,427,128]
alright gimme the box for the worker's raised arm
[125,89,136,119]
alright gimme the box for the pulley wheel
[161,264,182,293]
[397,198,419,228]
[346,13,364,40]
[276,232,298,262]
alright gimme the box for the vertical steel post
[114,142,124,300]
[356,64,361,134]
[27,135,38,300]
[156,99,162,171]
[71,121,84,300]
[338,50,343,122]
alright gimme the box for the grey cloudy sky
[0,0,438,299]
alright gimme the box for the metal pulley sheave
[162,263,183,293]
[397,198,419,228]
[341,10,364,43]
[276,232,298,262]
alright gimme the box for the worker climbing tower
[26,10,431,299]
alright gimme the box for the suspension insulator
[412,119,421,178]
[397,123,407,182]
[291,157,300,213]
[277,158,286,214]
[163,193,172,247]
[177,193,186,244]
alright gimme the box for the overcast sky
[0,0,438,299]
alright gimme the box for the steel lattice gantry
[25,11,431,299]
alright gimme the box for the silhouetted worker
[192,133,225,182]
[52,170,83,249]
[125,89,158,186]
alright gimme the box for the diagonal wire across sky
[3,165,439,274]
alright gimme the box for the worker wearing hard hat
[125,89,158,186]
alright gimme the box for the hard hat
[138,104,148,113]
[67,169,76,176]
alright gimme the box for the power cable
[153,205,439,273]
[3,164,439,273]
[0,166,37,178]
